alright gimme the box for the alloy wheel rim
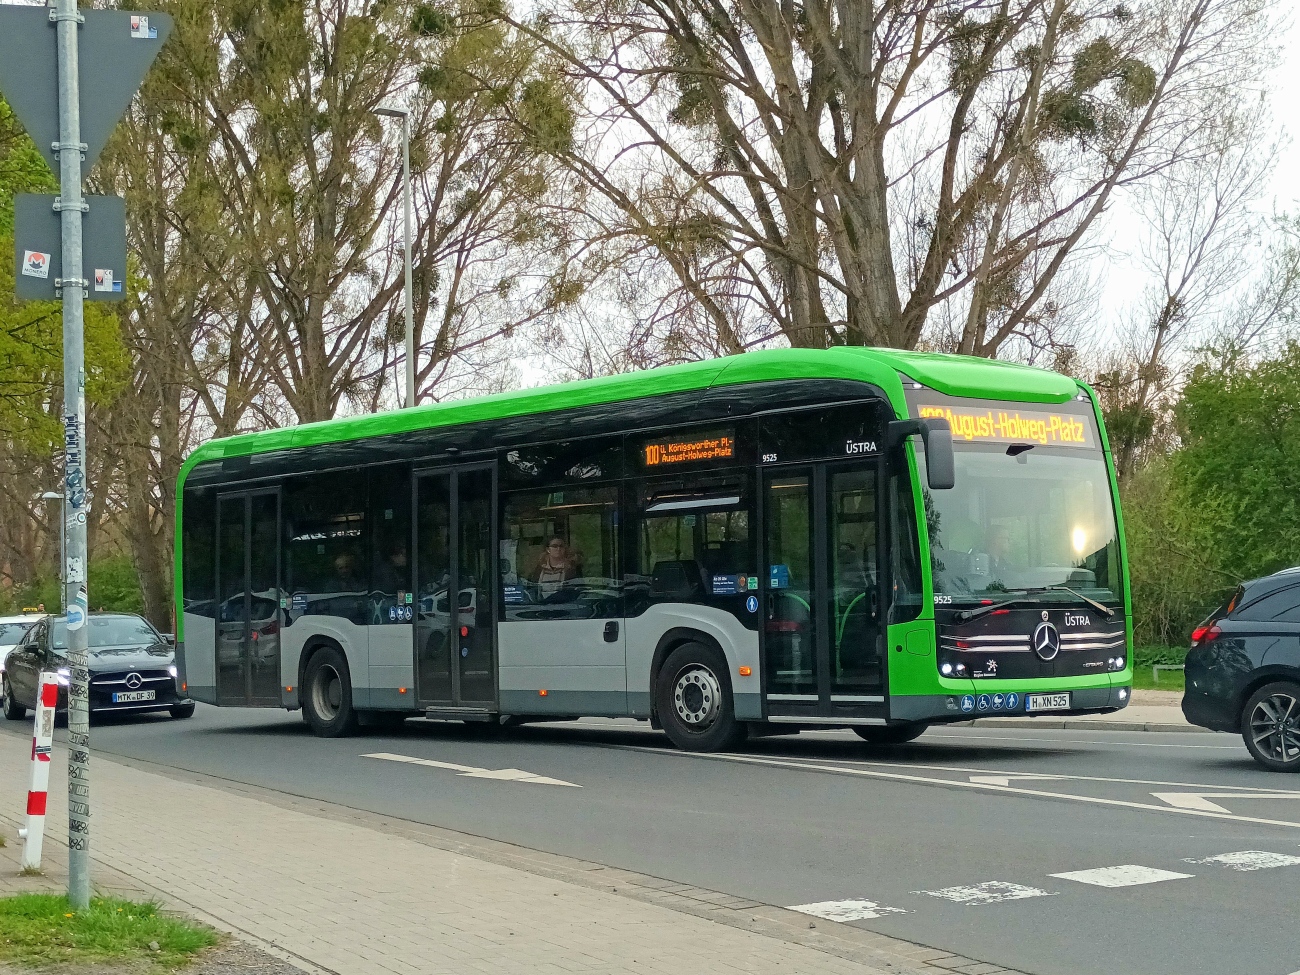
[312,664,342,721]
[1250,693,1300,764]
[673,664,721,730]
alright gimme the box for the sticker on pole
[66,605,86,631]
[21,250,50,278]
[93,269,121,292]
[129,15,157,38]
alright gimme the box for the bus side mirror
[889,418,956,490]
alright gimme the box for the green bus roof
[177,347,1080,487]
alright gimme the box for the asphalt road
[7,707,1300,975]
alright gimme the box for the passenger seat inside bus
[650,560,708,601]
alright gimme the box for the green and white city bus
[175,348,1132,749]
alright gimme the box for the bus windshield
[916,443,1122,604]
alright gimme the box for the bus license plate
[112,690,155,703]
[1027,693,1070,712]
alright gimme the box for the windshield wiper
[1025,585,1115,618]
[955,586,1115,622]
[956,595,1038,621]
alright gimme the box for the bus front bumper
[890,685,1131,724]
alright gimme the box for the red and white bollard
[18,672,58,870]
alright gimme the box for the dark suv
[1183,568,1300,771]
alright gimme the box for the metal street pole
[375,106,414,408]
[53,0,92,910]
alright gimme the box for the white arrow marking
[363,752,581,787]
[1151,792,1300,814]
[969,774,1067,787]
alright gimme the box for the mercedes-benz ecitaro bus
[175,348,1131,749]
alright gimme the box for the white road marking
[1183,851,1300,871]
[363,752,581,787]
[916,881,1057,906]
[788,899,908,922]
[1050,865,1193,887]
[656,751,1300,829]
[968,774,1067,787]
[926,732,1243,750]
[1151,791,1300,814]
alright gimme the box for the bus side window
[889,468,923,624]
[499,486,621,620]
[183,487,217,619]
[283,472,369,626]
[631,476,755,613]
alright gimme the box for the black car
[1,613,194,721]
[1183,568,1300,771]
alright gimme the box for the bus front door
[762,461,886,722]
[414,466,497,711]
[215,490,282,707]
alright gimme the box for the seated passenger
[533,537,582,598]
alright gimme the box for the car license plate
[112,690,155,703]
[1027,692,1070,712]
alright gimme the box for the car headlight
[168,665,178,678]
[56,667,70,687]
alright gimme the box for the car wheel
[170,703,196,720]
[655,642,746,752]
[853,723,928,745]
[1242,682,1300,772]
[303,645,359,738]
[2,677,25,721]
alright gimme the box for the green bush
[1,554,143,616]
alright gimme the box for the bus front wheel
[303,645,359,738]
[854,723,927,745]
[656,643,746,752]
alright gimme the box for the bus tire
[2,676,24,720]
[853,723,927,745]
[656,642,746,752]
[303,645,359,738]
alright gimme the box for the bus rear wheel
[303,645,359,738]
[853,723,927,745]
[656,643,746,752]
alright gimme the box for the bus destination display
[644,429,735,467]
[916,404,1096,448]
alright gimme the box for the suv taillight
[1190,622,1221,646]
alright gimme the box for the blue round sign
[992,693,1005,710]
[461,646,469,658]
[388,605,397,622]
[960,695,975,713]
[1005,692,1020,710]
[745,595,759,614]
[976,694,991,712]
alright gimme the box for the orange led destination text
[644,434,735,467]
[917,405,1093,447]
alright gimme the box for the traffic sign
[13,194,127,302]
[0,8,172,175]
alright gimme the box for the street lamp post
[39,491,64,612]
[374,105,415,409]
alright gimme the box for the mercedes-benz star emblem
[125,672,143,689]
[1032,621,1061,661]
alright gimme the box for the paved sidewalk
[0,733,1024,975]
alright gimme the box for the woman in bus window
[533,537,582,598]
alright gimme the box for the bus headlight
[168,665,178,678]
[1118,687,1129,701]
[940,663,953,676]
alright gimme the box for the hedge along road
[6,707,1298,975]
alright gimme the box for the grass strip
[0,893,216,969]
